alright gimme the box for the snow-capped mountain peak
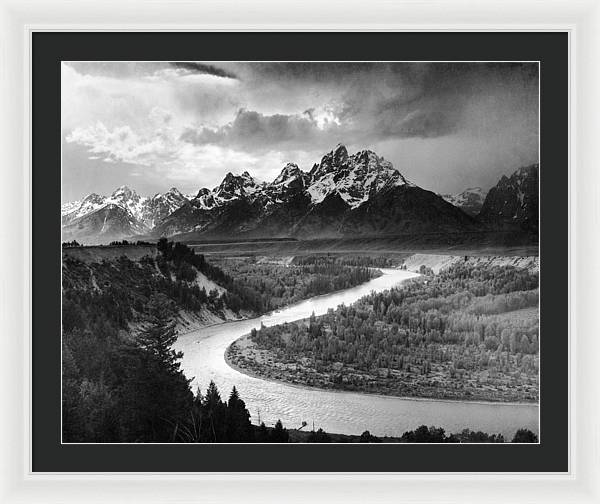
[332,143,349,164]
[273,163,305,186]
[65,144,503,245]
[62,193,107,221]
[306,145,412,208]
[111,185,137,198]
[166,187,183,196]
[62,185,191,236]
[214,171,258,201]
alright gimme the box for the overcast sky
[62,61,539,202]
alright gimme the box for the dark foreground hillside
[62,241,381,442]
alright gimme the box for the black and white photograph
[61,61,540,444]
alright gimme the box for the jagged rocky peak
[151,187,184,202]
[495,163,538,190]
[511,164,539,185]
[310,144,349,180]
[306,144,412,208]
[332,143,349,165]
[192,187,217,210]
[311,144,405,182]
[354,148,391,170]
[111,185,138,199]
[195,187,211,198]
[273,163,305,185]
[82,193,105,204]
[215,171,258,200]
[478,163,538,232]
[351,149,407,183]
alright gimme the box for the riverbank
[225,332,538,404]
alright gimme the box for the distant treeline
[62,240,82,248]
[61,239,154,248]
[291,254,402,268]
[210,255,380,313]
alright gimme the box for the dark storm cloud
[180,62,538,150]
[181,108,331,150]
[65,61,238,80]
[338,62,538,140]
[169,62,238,79]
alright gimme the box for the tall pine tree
[119,294,193,442]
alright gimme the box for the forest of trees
[64,293,250,442]
[62,242,539,442]
[209,254,379,313]
[63,250,226,334]
[63,240,379,334]
[64,285,297,442]
[63,293,537,443]
[235,263,540,402]
[62,241,379,441]
[291,254,402,269]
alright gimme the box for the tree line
[292,254,401,269]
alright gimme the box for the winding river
[174,269,539,439]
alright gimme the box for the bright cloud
[62,61,539,200]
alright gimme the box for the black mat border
[32,31,568,472]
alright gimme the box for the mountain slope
[340,185,477,236]
[478,164,538,232]
[61,204,147,245]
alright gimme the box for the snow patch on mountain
[305,145,413,208]
[440,187,487,217]
[62,186,190,230]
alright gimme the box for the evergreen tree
[359,430,381,443]
[201,381,227,442]
[137,295,181,373]
[512,428,538,443]
[118,294,193,442]
[225,386,254,442]
[270,419,289,443]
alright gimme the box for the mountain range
[61,186,189,244]
[61,144,539,245]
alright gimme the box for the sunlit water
[174,269,539,438]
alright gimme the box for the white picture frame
[0,0,597,502]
